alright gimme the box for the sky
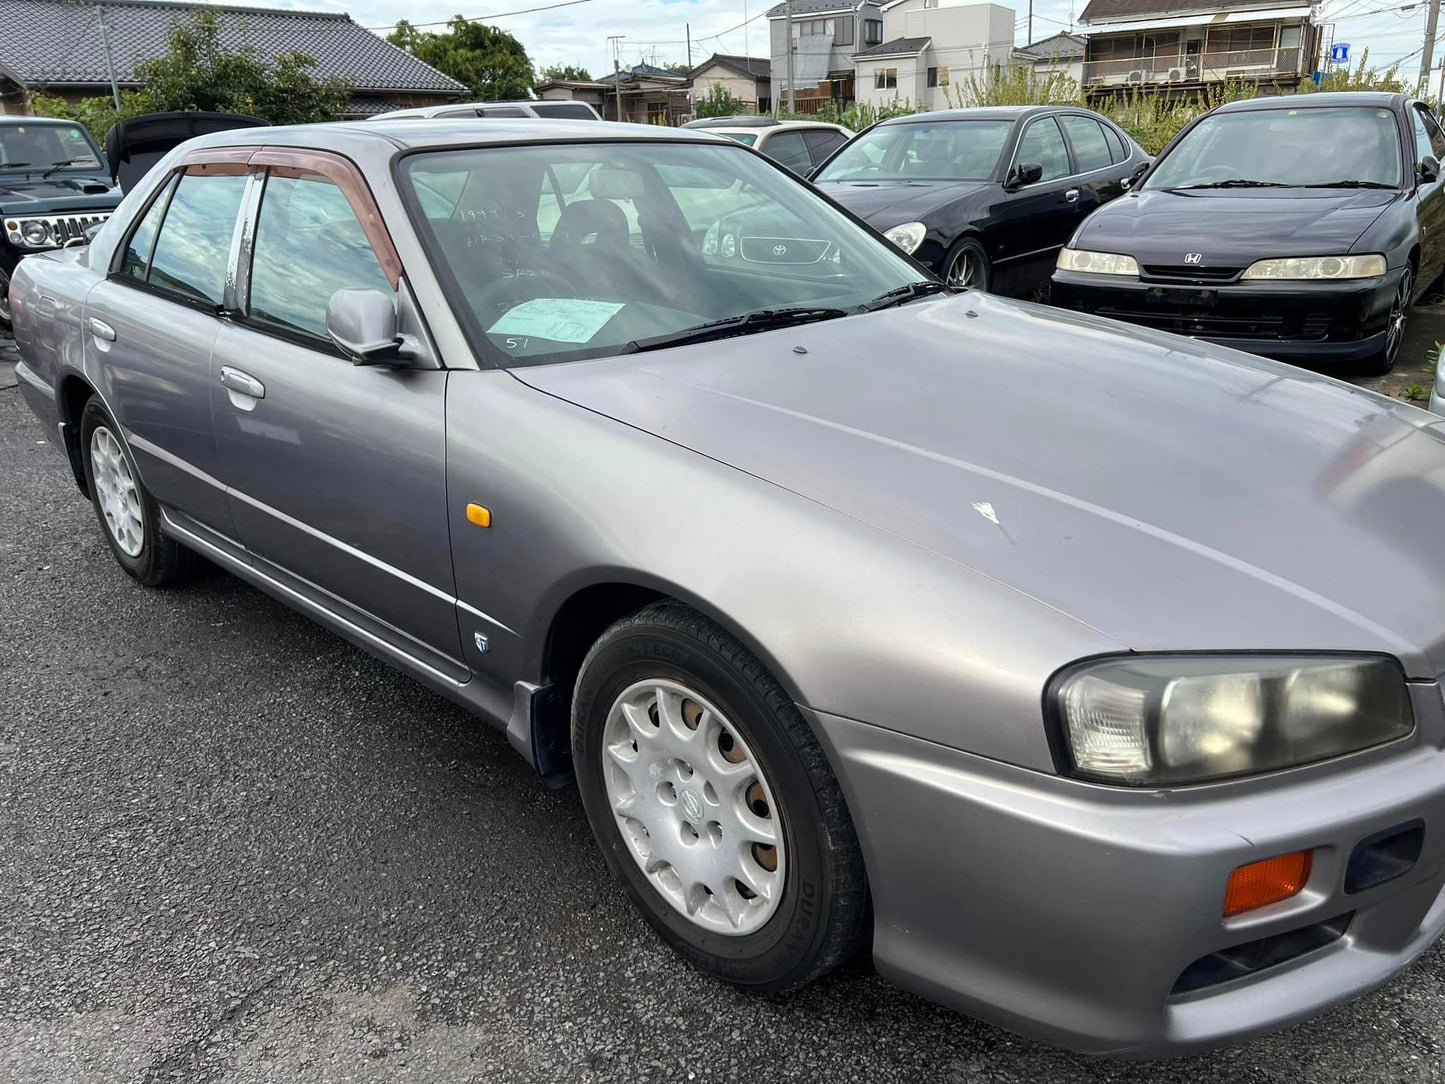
[240,0,1445,90]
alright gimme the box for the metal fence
[1082,47,1303,88]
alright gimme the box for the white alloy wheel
[601,678,785,936]
[90,425,144,557]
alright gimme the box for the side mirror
[1123,161,1150,189]
[1422,155,1440,183]
[326,287,405,365]
[1008,161,1043,189]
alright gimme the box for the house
[852,0,1016,110]
[538,64,690,124]
[1012,31,1086,84]
[688,53,772,112]
[1077,0,1323,95]
[0,0,465,119]
[767,0,886,113]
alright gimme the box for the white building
[852,0,1017,111]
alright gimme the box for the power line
[364,0,593,33]
[630,9,769,46]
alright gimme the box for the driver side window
[1015,117,1071,183]
[247,171,394,342]
[1415,106,1445,167]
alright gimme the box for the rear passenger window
[247,171,394,342]
[143,171,247,306]
[763,130,812,173]
[480,106,530,118]
[803,129,847,165]
[118,174,176,281]
[1060,116,1112,173]
[1101,123,1127,164]
[533,102,596,119]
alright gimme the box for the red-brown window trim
[177,145,404,288]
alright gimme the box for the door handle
[87,316,116,341]
[1064,188,1081,204]
[219,366,265,399]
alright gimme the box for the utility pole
[784,0,795,113]
[608,34,625,122]
[1028,0,1033,45]
[686,23,692,69]
[97,5,122,111]
[1422,0,1440,94]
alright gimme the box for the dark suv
[0,117,121,331]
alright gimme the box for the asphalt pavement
[5,346,1445,1084]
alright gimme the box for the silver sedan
[11,118,1445,1058]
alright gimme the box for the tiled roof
[852,35,931,58]
[1014,31,1086,59]
[689,53,771,81]
[0,0,466,94]
[1079,0,1282,22]
[766,0,860,17]
[599,62,687,83]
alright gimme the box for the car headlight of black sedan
[1051,653,1414,785]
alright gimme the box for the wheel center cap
[680,789,704,824]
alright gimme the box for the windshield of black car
[1144,106,1403,190]
[814,120,1012,182]
[0,123,101,171]
[400,141,926,367]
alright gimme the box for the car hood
[1075,188,1397,265]
[516,293,1445,677]
[816,179,990,227]
[0,172,120,214]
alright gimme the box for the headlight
[721,233,736,258]
[1241,254,1387,280]
[882,221,926,255]
[703,221,719,256]
[1056,247,1139,276]
[1052,654,1413,786]
[20,220,51,247]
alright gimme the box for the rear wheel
[1358,265,1412,376]
[572,601,867,992]
[79,397,199,587]
[944,237,990,293]
[0,266,12,333]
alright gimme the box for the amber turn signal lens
[1224,850,1313,917]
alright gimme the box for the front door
[1411,103,1445,292]
[990,115,1081,295]
[84,165,249,537]
[209,155,464,676]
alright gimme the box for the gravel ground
[5,365,1445,1084]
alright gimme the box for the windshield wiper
[40,158,89,179]
[1297,179,1398,189]
[1167,179,1291,190]
[859,280,949,311]
[0,161,33,170]
[619,307,849,354]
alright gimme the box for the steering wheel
[471,268,580,325]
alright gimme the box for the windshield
[1144,106,1403,190]
[400,141,926,367]
[815,120,1012,182]
[0,122,101,171]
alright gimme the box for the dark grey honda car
[1052,92,1443,374]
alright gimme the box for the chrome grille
[4,211,112,250]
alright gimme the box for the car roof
[375,100,562,119]
[180,118,730,157]
[877,105,1062,125]
[0,115,86,127]
[1214,91,1408,113]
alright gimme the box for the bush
[694,84,748,118]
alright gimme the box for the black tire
[943,236,990,293]
[1358,265,1412,376]
[79,397,199,587]
[572,600,867,993]
[0,266,12,335]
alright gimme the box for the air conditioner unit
[1167,66,1186,82]
[1126,69,1146,84]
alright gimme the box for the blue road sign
[1331,42,1350,64]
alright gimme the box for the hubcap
[947,250,980,291]
[90,426,144,557]
[601,679,785,936]
[1385,271,1411,363]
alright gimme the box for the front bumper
[806,685,1445,1057]
[1051,268,1400,364]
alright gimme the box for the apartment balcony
[1082,47,1303,90]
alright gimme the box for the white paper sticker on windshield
[488,298,625,344]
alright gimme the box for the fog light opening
[1224,850,1313,917]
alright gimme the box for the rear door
[1057,113,1124,216]
[84,158,249,537]
[209,150,465,676]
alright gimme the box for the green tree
[540,63,592,82]
[388,17,535,101]
[693,83,747,118]
[33,9,352,140]
[662,61,692,75]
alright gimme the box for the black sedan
[1052,92,1444,374]
[812,105,1149,296]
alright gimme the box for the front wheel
[0,266,12,334]
[572,601,867,993]
[944,237,990,293]
[1358,265,1412,376]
